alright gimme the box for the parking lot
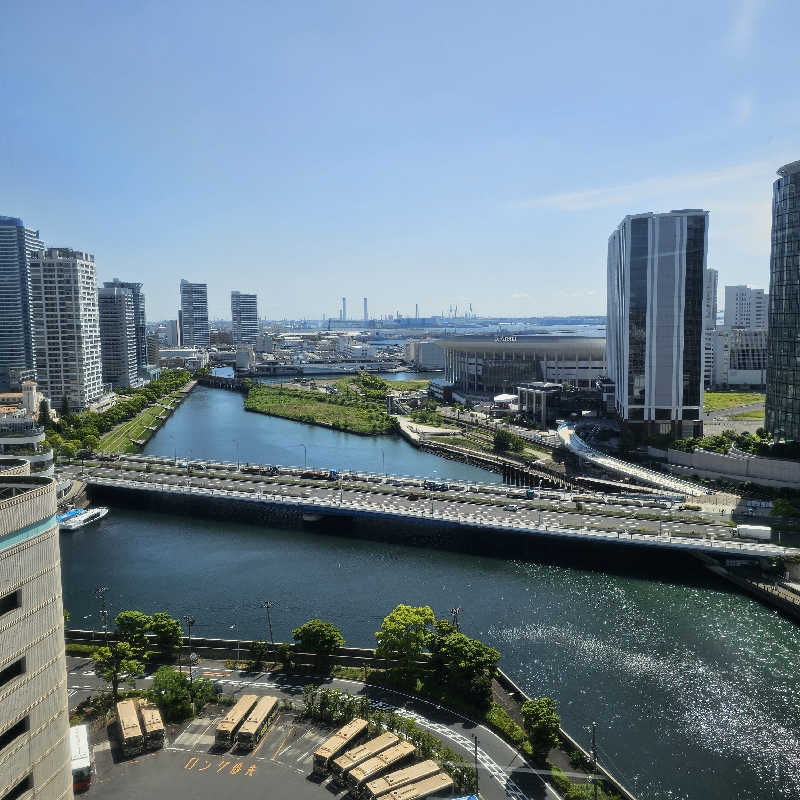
[90,709,339,800]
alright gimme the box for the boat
[58,507,109,531]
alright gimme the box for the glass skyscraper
[766,160,800,441]
[607,210,707,438]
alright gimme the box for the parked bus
[379,772,454,800]
[70,724,92,792]
[215,694,258,748]
[330,731,398,785]
[346,741,415,794]
[365,760,442,800]
[117,699,144,757]
[235,695,279,750]
[313,717,369,776]
[139,700,165,750]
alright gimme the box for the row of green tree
[493,428,526,453]
[652,427,800,461]
[43,369,190,457]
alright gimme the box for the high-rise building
[0,459,73,800]
[97,286,139,388]
[0,216,44,391]
[102,279,146,368]
[166,318,181,347]
[180,280,209,347]
[606,210,707,438]
[766,160,800,441]
[231,291,258,346]
[724,285,768,328]
[703,268,718,388]
[29,248,103,412]
[342,297,347,321]
[363,297,368,323]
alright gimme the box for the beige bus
[346,740,415,794]
[379,772,454,800]
[215,694,258,748]
[117,699,144,757]
[313,717,369,776]
[330,731,399,784]
[236,695,279,751]
[364,760,442,800]
[138,700,165,750]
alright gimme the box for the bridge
[60,456,798,560]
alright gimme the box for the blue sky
[2,1,798,321]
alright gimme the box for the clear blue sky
[2,1,797,321]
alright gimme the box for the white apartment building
[724,285,768,328]
[607,210,707,438]
[0,461,73,800]
[29,248,103,411]
[710,327,768,389]
[703,268,718,387]
[179,280,209,348]
[97,286,139,388]
[231,292,258,346]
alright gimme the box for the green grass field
[704,391,765,412]
[97,393,181,453]
[731,409,766,421]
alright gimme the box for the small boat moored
[58,507,109,531]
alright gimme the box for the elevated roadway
[58,457,797,560]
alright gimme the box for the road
[66,657,559,800]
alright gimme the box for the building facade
[440,335,606,395]
[29,249,103,412]
[766,160,800,440]
[0,217,44,392]
[230,291,258,346]
[97,286,139,388]
[102,279,146,369]
[606,210,707,438]
[703,268,718,387]
[710,327,768,389]
[0,461,73,800]
[166,319,181,347]
[724,285,768,328]
[179,280,209,348]
[0,415,54,477]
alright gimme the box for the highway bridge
[59,456,797,560]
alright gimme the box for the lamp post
[262,601,274,646]
[293,444,307,468]
[234,439,239,470]
[95,586,109,645]
[183,615,195,687]
[380,448,385,476]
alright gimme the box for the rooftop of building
[439,333,606,354]
[777,160,800,177]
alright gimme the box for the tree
[375,605,435,680]
[148,665,214,722]
[38,399,51,427]
[60,441,77,460]
[292,619,344,669]
[83,434,100,452]
[93,642,145,701]
[521,697,561,759]
[60,394,69,416]
[149,612,183,661]
[493,429,513,452]
[249,639,271,670]
[115,610,152,657]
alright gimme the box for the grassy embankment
[97,391,184,453]
[704,391,765,412]
[244,373,407,435]
[731,409,765,421]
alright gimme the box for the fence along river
[58,383,800,800]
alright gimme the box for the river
[59,384,800,800]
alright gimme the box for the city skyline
[1,2,798,321]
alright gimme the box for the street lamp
[262,601,274,646]
[293,444,307,468]
[183,615,195,687]
[233,439,239,470]
[95,586,109,645]
[380,448,385,476]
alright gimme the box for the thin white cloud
[521,160,773,212]
[727,0,763,56]
[511,292,529,300]
[733,92,754,124]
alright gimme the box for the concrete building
[405,340,445,370]
[0,217,44,391]
[766,160,800,440]
[29,248,103,412]
[363,297,368,323]
[0,414,54,476]
[440,335,606,395]
[103,279,146,370]
[517,382,563,426]
[607,210,707,438]
[341,297,347,321]
[0,460,73,800]
[703,268,718,387]
[231,291,258,346]
[255,334,273,354]
[710,327,767,389]
[97,286,139,388]
[146,332,160,366]
[724,285,768,328]
[235,346,254,371]
[158,347,208,371]
[166,319,181,347]
[179,280,209,347]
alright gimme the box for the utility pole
[183,615,195,687]
[95,586,109,645]
[592,721,598,800]
[473,734,479,796]
[262,601,274,645]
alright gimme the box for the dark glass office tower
[766,160,800,441]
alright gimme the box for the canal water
[59,385,800,800]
